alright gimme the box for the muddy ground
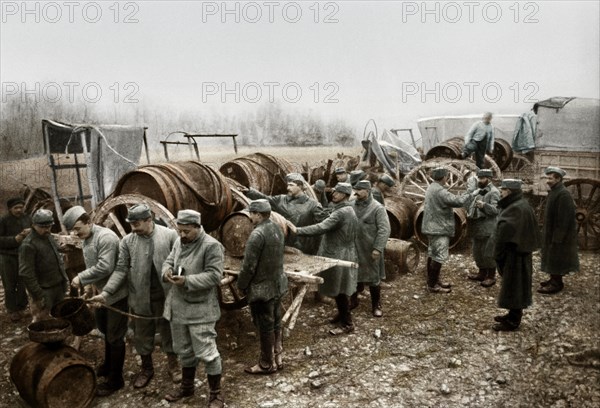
[1,247,598,408]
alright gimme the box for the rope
[83,299,164,320]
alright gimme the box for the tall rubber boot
[428,261,451,293]
[96,340,111,378]
[97,343,126,397]
[350,283,363,310]
[165,366,196,402]
[274,328,284,370]
[133,354,154,388]
[207,374,225,408]
[244,331,277,374]
[369,285,383,317]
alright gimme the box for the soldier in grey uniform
[422,167,473,293]
[289,183,359,335]
[19,209,69,322]
[465,169,500,287]
[237,199,288,375]
[461,112,494,169]
[160,210,225,407]
[350,181,391,317]
[0,197,31,322]
[91,204,180,388]
[372,174,395,206]
[63,206,129,396]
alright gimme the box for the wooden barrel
[383,238,420,281]
[413,205,467,249]
[219,153,296,195]
[113,161,232,232]
[425,137,464,160]
[385,196,417,240]
[219,210,288,257]
[10,342,96,408]
[490,138,514,171]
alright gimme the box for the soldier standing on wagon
[466,169,501,287]
[62,206,128,396]
[349,181,391,317]
[237,199,288,375]
[422,168,474,293]
[160,210,225,407]
[461,112,495,169]
[538,166,579,295]
[288,183,359,335]
[90,204,181,388]
[0,197,31,322]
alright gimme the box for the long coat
[0,213,31,256]
[246,189,328,255]
[466,183,500,238]
[541,182,579,275]
[352,195,391,285]
[161,230,223,324]
[237,219,288,303]
[79,224,127,305]
[296,201,358,297]
[494,192,540,310]
[102,223,178,316]
[422,182,472,237]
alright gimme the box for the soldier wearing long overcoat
[538,166,579,294]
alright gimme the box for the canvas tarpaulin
[512,112,537,153]
[364,129,422,175]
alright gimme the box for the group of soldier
[0,150,580,404]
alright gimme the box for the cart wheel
[564,178,600,250]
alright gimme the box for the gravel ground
[1,247,598,408]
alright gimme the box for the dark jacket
[237,219,288,303]
[0,213,31,256]
[494,192,540,309]
[541,182,579,275]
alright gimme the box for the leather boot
[244,332,277,374]
[329,294,345,324]
[165,366,196,402]
[428,261,451,293]
[207,374,225,408]
[468,268,486,282]
[481,268,497,287]
[96,341,111,378]
[96,343,126,397]
[538,274,564,294]
[167,353,182,383]
[329,294,354,335]
[493,309,521,331]
[133,354,154,388]
[369,285,383,317]
[350,283,363,310]
[274,329,284,370]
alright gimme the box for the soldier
[244,173,327,255]
[237,199,288,375]
[311,179,329,208]
[466,169,500,287]
[538,166,579,294]
[90,204,181,388]
[349,169,367,187]
[288,183,359,335]
[333,167,349,184]
[160,210,225,407]
[372,174,395,206]
[350,181,391,317]
[493,179,540,331]
[462,112,494,169]
[19,209,69,321]
[0,197,30,322]
[422,167,473,293]
[62,206,128,396]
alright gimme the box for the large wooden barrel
[490,138,514,171]
[414,205,467,249]
[113,161,232,232]
[10,342,96,408]
[383,238,420,281]
[385,196,417,240]
[425,137,464,160]
[219,153,297,195]
[219,210,288,257]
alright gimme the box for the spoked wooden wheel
[564,178,600,250]
[503,153,534,184]
[91,194,177,238]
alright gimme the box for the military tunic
[541,182,579,275]
[296,201,358,297]
[466,183,500,268]
[0,212,30,312]
[352,195,391,285]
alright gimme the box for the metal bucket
[219,210,288,257]
[10,342,96,408]
[385,196,417,240]
[414,205,468,249]
[28,318,72,344]
[51,298,95,336]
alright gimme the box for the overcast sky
[1,0,599,131]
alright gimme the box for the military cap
[313,179,326,192]
[334,167,347,174]
[177,209,201,225]
[125,203,152,222]
[285,173,305,183]
[544,166,566,177]
[32,209,54,226]
[248,199,271,213]
[378,174,395,187]
[354,180,372,190]
[349,170,367,186]
[431,167,449,180]
[62,206,87,230]
[477,169,494,178]
[333,182,353,195]
[7,197,25,209]
[500,179,523,190]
